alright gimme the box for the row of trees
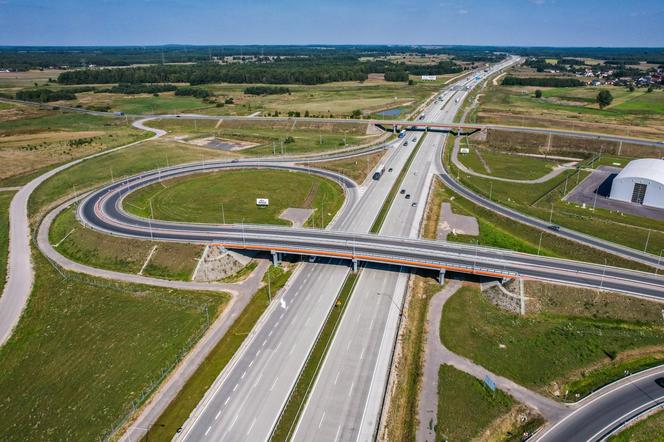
[15,88,76,102]
[502,76,584,87]
[243,86,291,95]
[97,83,178,94]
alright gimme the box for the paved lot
[437,202,479,240]
[279,208,314,227]
[565,166,664,221]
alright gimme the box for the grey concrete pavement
[417,279,464,442]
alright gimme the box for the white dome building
[609,158,664,209]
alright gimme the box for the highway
[533,366,664,442]
[292,58,518,441]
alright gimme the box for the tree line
[502,76,584,87]
[244,86,291,95]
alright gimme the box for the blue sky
[1,0,663,47]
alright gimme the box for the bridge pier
[352,259,358,273]
[271,251,281,266]
[438,269,446,285]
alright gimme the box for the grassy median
[271,270,357,441]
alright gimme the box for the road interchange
[7,55,664,441]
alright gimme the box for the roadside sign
[484,375,496,392]
[256,198,269,207]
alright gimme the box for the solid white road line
[247,417,257,435]
[319,411,326,428]
[270,376,279,391]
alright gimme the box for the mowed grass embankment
[29,139,229,216]
[456,141,563,180]
[608,408,664,442]
[0,191,14,295]
[0,107,149,183]
[437,364,543,442]
[0,253,228,440]
[49,206,203,280]
[124,168,345,227]
[428,176,650,271]
[310,149,387,184]
[445,135,664,261]
[146,264,291,441]
[151,118,378,156]
[440,285,664,400]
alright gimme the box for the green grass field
[50,206,203,280]
[0,191,13,296]
[476,83,664,140]
[71,92,215,115]
[124,168,345,227]
[436,364,514,441]
[0,254,228,440]
[0,108,149,183]
[312,149,387,183]
[608,409,664,442]
[29,140,228,216]
[457,144,561,180]
[146,265,291,441]
[151,118,376,156]
[430,177,650,271]
[446,137,664,259]
[440,286,664,398]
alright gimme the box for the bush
[15,88,76,102]
[174,87,213,99]
[534,89,543,98]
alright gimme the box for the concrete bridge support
[271,251,281,266]
[438,269,446,285]
[352,259,358,273]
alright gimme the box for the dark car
[400,189,405,194]
[411,202,417,207]
[388,167,393,172]
[548,224,561,231]
[405,194,411,199]
[656,377,664,388]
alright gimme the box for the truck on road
[398,130,406,138]
[373,164,386,180]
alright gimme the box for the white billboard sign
[256,198,269,206]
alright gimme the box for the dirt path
[417,281,570,442]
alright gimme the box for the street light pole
[148,199,154,242]
[644,229,651,253]
[600,258,607,289]
[221,203,226,224]
[537,231,543,255]
[657,249,663,275]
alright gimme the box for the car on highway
[548,224,561,231]
[411,202,417,207]
[308,256,316,263]
[412,137,417,142]
[400,189,405,194]
[404,141,409,146]
[656,377,664,388]
[388,167,393,172]
[405,194,411,199]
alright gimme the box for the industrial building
[609,158,664,209]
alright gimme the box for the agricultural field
[440,285,664,400]
[0,253,228,441]
[150,118,381,156]
[474,72,664,139]
[124,168,345,228]
[49,206,203,280]
[0,105,149,183]
[0,69,64,89]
